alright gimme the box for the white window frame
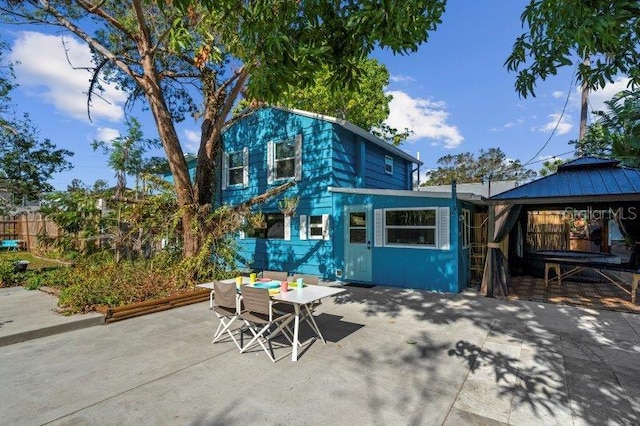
[267,134,302,184]
[300,214,330,240]
[244,212,290,240]
[383,207,437,248]
[461,209,471,248]
[222,147,248,189]
[384,155,394,175]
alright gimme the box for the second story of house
[220,107,421,208]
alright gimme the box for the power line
[523,68,577,167]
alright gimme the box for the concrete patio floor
[1,284,640,425]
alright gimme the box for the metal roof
[490,156,640,204]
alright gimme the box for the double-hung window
[299,214,330,240]
[222,147,248,189]
[267,134,302,183]
[385,155,394,174]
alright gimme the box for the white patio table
[272,286,345,361]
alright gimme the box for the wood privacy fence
[526,211,569,251]
[0,213,59,251]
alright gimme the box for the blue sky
[1,1,630,190]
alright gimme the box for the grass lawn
[0,251,70,271]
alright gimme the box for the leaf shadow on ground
[329,285,640,425]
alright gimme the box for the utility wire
[523,68,577,167]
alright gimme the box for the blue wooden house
[215,107,480,293]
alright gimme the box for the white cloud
[389,74,416,84]
[9,31,127,122]
[552,91,565,99]
[95,127,120,143]
[385,90,464,149]
[588,76,631,114]
[490,118,525,132]
[539,113,573,135]
[183,129,200,153]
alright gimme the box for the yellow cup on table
[235,276,243,286]
[249,273,257,284]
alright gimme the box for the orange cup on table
[235,276,243,286]
[280,280,288,292]
[249,273,257,284]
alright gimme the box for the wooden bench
[1,239,20,251]
[544,258,640,304]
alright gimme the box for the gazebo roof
[490,156,640,204]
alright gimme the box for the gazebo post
[486,203,496,298]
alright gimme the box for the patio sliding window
[222,147,248,189]
[267,134,302,183]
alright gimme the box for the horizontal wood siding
[222,108,336,277]
[331,126,358,188]
[364,143,410,190]
[332,191,462,292]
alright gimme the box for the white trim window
[384,155,394,175]
[222,147,248,189]
[299,214,330,240]
[384,208,436,247]
[461,209,471,248]
[246,213,290,240]
[267,134,302,183]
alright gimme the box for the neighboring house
[171,107,493,292]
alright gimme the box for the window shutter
[222,152,229,190]
[299,215,307,240]
[438,207,450,250]
[267,141,274,184]
[284,215,291,241]
[322,214,330,240]
[294,134,302,182]
[374,209,383,247]
[242,147,249,188]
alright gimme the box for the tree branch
[235,181,296,211]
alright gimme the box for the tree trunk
[578,56,590,150]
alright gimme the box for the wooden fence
[526,211,569,251]
[0,213,60,252]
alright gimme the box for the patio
[2,284,640,425]
[508,275,640,314]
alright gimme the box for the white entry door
[344,205,372,282]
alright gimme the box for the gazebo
[481,157,640,298]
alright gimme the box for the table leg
[292,304,301,362]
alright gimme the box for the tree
[92,118,163,198]
[0,40,74,213]
[423,148,536,185]
[569,123,611,158]
[572,90,640,167]
[272,58,411,145]
[0,113,74,208]
[539,158,564,177]
[0,1,446,258]
[506,0,640,98]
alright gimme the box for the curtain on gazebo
[481,204,522,297]
[616,207,640,267]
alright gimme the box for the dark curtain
[481,204,522,297]
[616,206,640,267]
